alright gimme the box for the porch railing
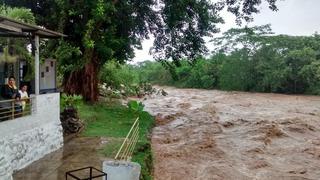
[0,97,34,121]
[114,117,140,161]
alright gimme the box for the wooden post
[11,100,14,119]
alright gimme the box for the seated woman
[2,76,22,118]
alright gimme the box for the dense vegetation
[100,25,320,95]
[4,0,279,101]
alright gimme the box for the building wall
[0,93,63,180]
[40,59,56,91]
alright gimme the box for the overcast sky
[133,0,320,63]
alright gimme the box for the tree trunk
[63,52,99,102]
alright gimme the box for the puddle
[143,87,320,180]
[13,137,110,180]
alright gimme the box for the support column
[35,35,39,95]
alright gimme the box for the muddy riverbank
[143,87,320,180]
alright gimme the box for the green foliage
[127,100,144,114]
[0,5,36,80]
[132,142,153,180]
[137,61,173,85]
[218,51,254,91]
[99,61,150,98]
[281,48,317,93]
[100,61,138,90]
[212,24,274,54]
[99,61,163,99]
[0,5,35,24]
[54,41,82,74]
[60,93,83,110]
[185,58,220,89]
[251,45,286,92]
[301,60,320,94]
[129,25,320,95]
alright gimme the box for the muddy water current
[142,87,320,180]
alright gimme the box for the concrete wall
[0,93,63,180]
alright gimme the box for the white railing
[114,117,140,161]
[0,97,34,121]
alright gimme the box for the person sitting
[3,76,22,118]
[18,84,29,111]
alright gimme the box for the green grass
[99,138,123,157]
[77,100,154,180]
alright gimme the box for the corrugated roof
[0,15,66,38]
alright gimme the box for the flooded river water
[143,87,320,180]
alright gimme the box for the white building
[0,16,66,180]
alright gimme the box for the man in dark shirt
[2,76,22,119]
[3,76,21,100]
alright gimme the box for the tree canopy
[2,0,279,101]
[0,5,36,81]
[133,25,320,95]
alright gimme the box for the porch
[0,16,66,180]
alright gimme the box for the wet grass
[78,100,154,180]
[100,139,123,157]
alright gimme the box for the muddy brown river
[142,87,320,180]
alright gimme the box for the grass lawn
[77,100,154,180]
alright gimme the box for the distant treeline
[100,25,320,95]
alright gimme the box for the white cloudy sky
[133,0,320,63]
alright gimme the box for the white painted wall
[0,93,63,180]
[40,59,56,91]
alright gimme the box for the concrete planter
[102,160,141,180]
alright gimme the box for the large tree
[3,0,278,101]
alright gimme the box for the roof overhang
[0,15,66,38]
